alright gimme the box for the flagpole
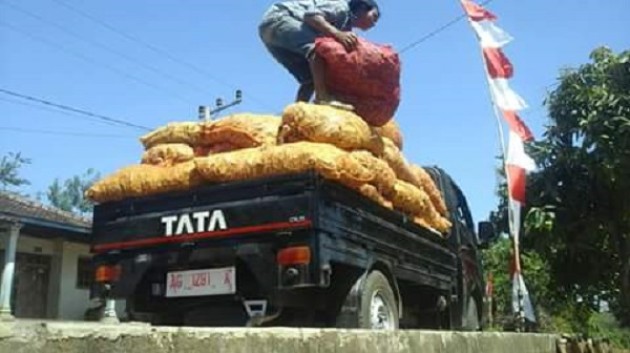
[462,8,526,332]
[459,2,512,231]
[483,74,526,332]
[459,0,532,331]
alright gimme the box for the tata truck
[90,168,493,330]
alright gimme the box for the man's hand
[303,15,358,51]
[333,31,358,51]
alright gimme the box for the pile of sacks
[86,103,451,234]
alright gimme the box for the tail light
[95,264,121,283]
[277,246,311,266]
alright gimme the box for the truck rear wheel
[358,271,399,330]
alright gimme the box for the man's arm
[304,14,358,51]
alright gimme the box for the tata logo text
[160,210,227,237]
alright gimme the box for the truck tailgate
[92,174,317,254]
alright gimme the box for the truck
[90,168,494,330]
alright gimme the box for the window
[76,256,93,289]
[453,185,475,233]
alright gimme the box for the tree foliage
[0,152,30,190]
[486,47,630,334]
[1,152,100,216]
[482,237,553,330]
[526,47,630,326]
[46,168,100,215]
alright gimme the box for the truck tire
[358,271,399,330]
[462,296,480,331]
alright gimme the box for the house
[0,191,103,320]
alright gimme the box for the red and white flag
[506,132,536,323]
[502,110,534,142]
[512,271,537,322]
[461,0,537,323]
[506,131,533,270]
[461,0,536,221]
[483,47,513,79]
[461,0,497,21]
[488,79,528,111]
[470,21,513,48]
[506,130,536,203]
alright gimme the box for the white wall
[0,234,55,256]
[57,242,126,320]
[57,242,91,320]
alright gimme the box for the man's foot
[314,98,355,112]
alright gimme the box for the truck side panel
[315,183,457,292]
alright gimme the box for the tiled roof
[0,191,91,229]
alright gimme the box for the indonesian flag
[483,47,513,79]
[502,110,534,142]
[461,0,513,48]
[506,130,536,203]
[470,21,513,48]
[488,79,528,111]
[506,134,534,297]
[509,247,536,323]
[462,0,538,323]
[485,273,494,298]
[461,0,497,21]
[506,129,536,324]
[512,271,537,322]
[461,0,536,215]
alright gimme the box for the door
[13,253,51,318]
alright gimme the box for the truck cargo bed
[92,172,456,289]
[90,171,468,328]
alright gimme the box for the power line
[0,126,134,138]
[399,0,495,54]
[0,21,196,105]
[49,0,275,111]
[0,88,152,131]
[1,0,214,97]
[49,0,233,89]
[0,96,119,127]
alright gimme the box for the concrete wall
[0,321,561,353]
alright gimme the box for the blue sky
[1,0,628,223]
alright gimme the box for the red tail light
[277,246,311,266]
[95,265,121,283]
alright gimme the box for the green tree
[482,237,555,331]
[0,152,30,190]
[46,168,100,215]
[525,47,630,325]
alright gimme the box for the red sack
[314,37,401,127]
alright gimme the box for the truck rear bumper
[91,235,325,320]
